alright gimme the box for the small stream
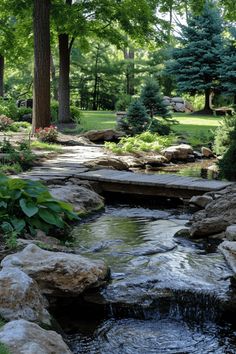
[53,203,236,353]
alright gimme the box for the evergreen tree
[140,79,171,118]
[167,1,224,114]
[120,100,150,135]
[219,125,236,181]
[219,27,236,104]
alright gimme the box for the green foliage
[16,107,32,120]
[50,100,59,122]
[214,115,236,155]
[8,121,31,132]
[105,131,176,154]
[0,175,79,241]
[218,27,236,98]
[140,79,171,119]
[218,127,236,181]
[51,101,81,124]
[119,100,150,135]
[0,115,14,131]
[0,100,18,120]
[31,141,62,152]
[115,94,132,111]
[35,125,58,143]
[70,105,82,124]
[0,343,10,354]
[0,139,35,173]
[166,2,223,106]
[148,118,172,135]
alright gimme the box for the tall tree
[219,27,236,104]
[32,0,51,131]
[53,0,157,122]
[166,1,224,114]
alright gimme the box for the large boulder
[84,156,129,171]
[201,147,214,158]
[189,195,213,209]
[0,268,50,325]
[0,320,72,354]
[1,244,109,297]
[225,225,236,241]
[49,182,104,214]
[218,241,236,273]
[190,185,236,238]
[162,144,194,161]
[83,129,124,142]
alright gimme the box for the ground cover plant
[0,139,35,174]
[105,131,176,154]
[0,174,79,247]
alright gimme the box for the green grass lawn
[80,111,222,143]
[80,111,116,130]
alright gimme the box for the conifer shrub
[213,115,236,155]
[140,79,171,119]
[119,100,150,135]
[219,127,236,181]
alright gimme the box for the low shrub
[119,100,150,136]
[0,175,79,243]
[0,139,35,172]
[35,125,58,143]
[218,127,236,181]
[105,131,176,154]
[0,115,14,131]
[70,105,82,124]
[0,99,18,120]
[213,115,236,155]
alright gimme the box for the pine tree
[120,100,150,135]
[167,1,224,114]
[219,27,236,104]
[140,79,171,118]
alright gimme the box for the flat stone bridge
[16,146,232,199]
[77,169,232,199]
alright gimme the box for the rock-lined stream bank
[49,204,236,354]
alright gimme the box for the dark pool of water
[55,205,236,353]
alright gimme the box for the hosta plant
[0,175,79,241]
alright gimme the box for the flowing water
[54,204,236,353]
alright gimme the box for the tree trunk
[58,0,72,123]
[0,55,4,97]
[234,94,236,105]
[124,47,135,96]
[32,0,51,131]
[50,54,58,101]
[203,88,213,112]
[92,46,100,111]
[58,33,71,122]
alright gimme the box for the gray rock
[0,320,72,354]
[85,156,129,171]
[201,147,214,158]
[49,183,104,214]
[0,268,50,325]
[1,244,109,297]
[218,241,236,273]
[162,144,194,161]
[189,195,213,208]
[225,225,236,241]
[190,185,236,237]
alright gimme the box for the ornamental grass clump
[35,125,58,143]
[0,175,79,242]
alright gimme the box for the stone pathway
[16,145,233,198]
[17,146,107,182]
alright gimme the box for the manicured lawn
[80,111,222,139]
[80,111,116,130]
